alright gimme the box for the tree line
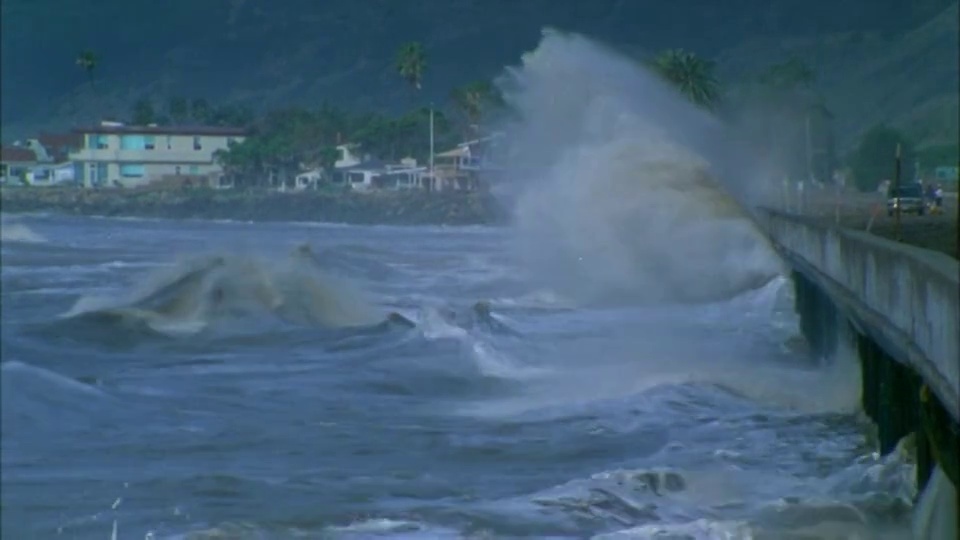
[81,43,952,192]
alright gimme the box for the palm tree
[75,50,97,86]
[190,98,211,124]
[754,57,829,182]
[450,80,502,133]
[167,96,189,124]
[395,41,433,175]
[396,41,426,91]
[651,49,720,110]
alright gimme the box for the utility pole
[894,143,903,242]
[429,103,435,176]
[804,111,813,184]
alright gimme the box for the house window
[175,166,181,175]
[120,135,145,150]
[95,135,109,149]
[166,136,173,149]
[144,136,156,150]
[193,137,202,151]
[120,164,145,178]
[189,165,199,174]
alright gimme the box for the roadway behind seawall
[776,188,957,259]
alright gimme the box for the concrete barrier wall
[758,209,959,423]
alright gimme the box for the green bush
[849,124,916,192]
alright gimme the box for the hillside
[715,1,959,149]
[1,0,956,148]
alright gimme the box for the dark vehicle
[887,183,926,216]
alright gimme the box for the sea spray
[496,29,783,306]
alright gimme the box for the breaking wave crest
[0,221,46,244]
[498,30,783,306]
[51,245,384,340]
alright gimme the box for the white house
[330,157,427,192]
[285,168,323,192]
[378,159,428,191]
[333,160,388,191]
[69,121,249,188]
[25,162,76,186]
[335,143,363,169]
[424,133,505,192]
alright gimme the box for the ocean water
[1,213,920,539]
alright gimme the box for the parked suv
[887,183,926,216]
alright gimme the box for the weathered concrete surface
[758,209,959,424]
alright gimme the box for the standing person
[934,184,944,211]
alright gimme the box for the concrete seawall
[757,209,958,424]
[756,208,959,523]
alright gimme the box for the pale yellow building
[69,122,248,188]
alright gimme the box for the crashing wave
[51,244,522,344]
[498,30,783,306]
[56,244,384,338]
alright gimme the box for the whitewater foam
[497,29,783,307]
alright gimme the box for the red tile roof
[0,146,37,163]
[72,124,250,136]
[37,132,83,150]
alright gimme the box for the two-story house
[428,132,506,191]
[69,122,249,188]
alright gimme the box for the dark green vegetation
[848,125,918,192]
[214,40,508,187]
[2,0,955,151]
[103,41,890,193]
[218,35,955,193]
[712,1,959,151]
[212,104,465,186]
[649,49,721,109]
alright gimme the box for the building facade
[0,147,38,184]
[69,122,249,188]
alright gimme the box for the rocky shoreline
[0,187,507,226]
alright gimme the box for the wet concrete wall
[758,210,958,424]
[758,209,959,497]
